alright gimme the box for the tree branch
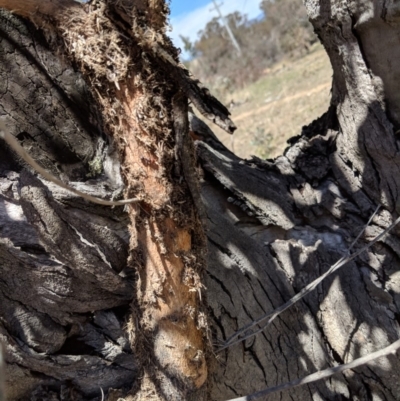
[225,338,400,401]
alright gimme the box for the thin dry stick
[218,206,398,352]
[225,338,400,401]
[347,205,381,254]
[0,130,139,206]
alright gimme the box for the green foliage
[186,0,316,97]
[179,35,198,59]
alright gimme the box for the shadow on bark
[1,3,400,401]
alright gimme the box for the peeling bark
[0,3,211,400]
[0,0,77,21]
[1,1,400,401]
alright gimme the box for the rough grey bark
[0,11,136,400]
[202,1,400,399]
[1,1,400,401]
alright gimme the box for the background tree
[188,0,316,96]
[1,1,400,401]
[179,35,199,60]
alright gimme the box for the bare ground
[199,43,332,159]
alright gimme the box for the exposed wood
[0,0,78,20]
[1,1,400,401]
[0,3,210,400]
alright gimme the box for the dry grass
[201,43,333,159]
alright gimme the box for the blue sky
[170,0,211,17]
[168,0,263,58]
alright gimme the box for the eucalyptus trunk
[1,1,400,401]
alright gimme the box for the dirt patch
[234,82,331,123]
[197,44,333,159]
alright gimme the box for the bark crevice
[1,1,400,400]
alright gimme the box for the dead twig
[225,338,400,401]
[347,206,381,254]
[0,129,139,206]
[218,206,396,352]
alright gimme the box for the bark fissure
[2,0,400,400]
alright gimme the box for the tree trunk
[1,1,400,401]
